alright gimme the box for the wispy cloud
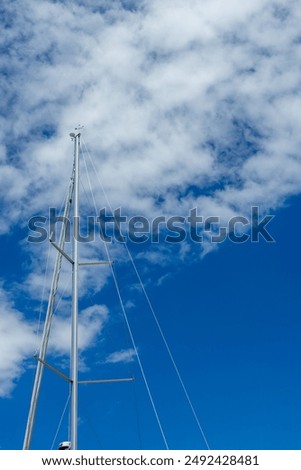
[0,285,35,397]
[105,348,136,364]
[48,304,108,357]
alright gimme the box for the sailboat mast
[23,158,75,450]
[70,131,80,450]
[23,130,136,450]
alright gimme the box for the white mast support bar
[70,132,80,450]
[34,356,72,383]
[78,378,134,385]
[34,356,134,386]
[50,238,74,264]
[23,161,75,450]
[78,261,112,266]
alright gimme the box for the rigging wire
[34,241,51,355]
[126,248,210,450]
[81,144,169,450]
[82,138,210,449]
[34,251,72,355]
[50,392,71,450]
[34,180,74,355]
[51,273,72,317]
[23,158,76,450]
[78,174,143,449]
[110,261,169,450]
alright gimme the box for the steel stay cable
[34,241,51,355]
[50,392,71,450]
[81,145,169,450]
[34,177,71,351]
[125,248,210,450]
[82,139,210,449]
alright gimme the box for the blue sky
[1,0,301,451]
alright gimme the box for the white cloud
[0,281,108,397]
[105,348,136,364]
[156,273,171,287]
[1,0,301,233]
[0,286,36,397]
[49,304,108,357]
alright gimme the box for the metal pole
[23,160,75,450]
[70,132,80,450]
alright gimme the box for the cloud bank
[1,0,301,226]
[1,0,301,395]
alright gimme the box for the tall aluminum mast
[70,130,80,450]
[23,130,132,450]
[23,131,80,450]
[23,153,75,450]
